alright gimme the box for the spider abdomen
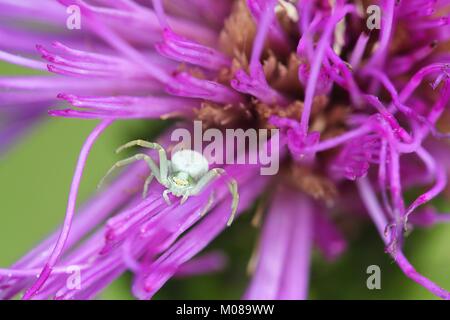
[171,149,209,180]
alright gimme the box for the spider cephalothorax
[100,140,239,225]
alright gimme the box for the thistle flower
[1,0,450,300]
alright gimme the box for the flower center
[191,0,349,203]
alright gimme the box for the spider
[99,140,239,226]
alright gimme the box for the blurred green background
[1,62,450,300]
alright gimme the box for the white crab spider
[99,140,239,226]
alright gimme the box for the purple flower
[1,0,450,300]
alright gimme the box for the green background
[1,62,449,300]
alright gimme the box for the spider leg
[98,153,161,189]
[116,139,169,183]
[180,194,189,205]
[226,179,239,226]
[189,168,225,195]
[142,173,154,198]
[163,189,172,205]
[189,168,240,226]
[200,191,215,217]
